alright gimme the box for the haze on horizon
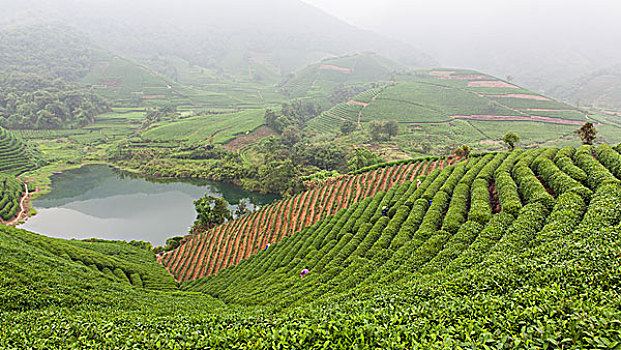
[303,0,621,92]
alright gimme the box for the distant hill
[0,0,435,84]
[306,68,621,154]
[547,63,621,110]
[280,53,405,98]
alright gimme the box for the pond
[18,165,278,246]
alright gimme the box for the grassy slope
[306,68,621,155]
[142,109,267,145]
[2,144,621,348]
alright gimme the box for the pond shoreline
[16,164,277,245]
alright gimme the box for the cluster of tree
[0,73,109,129]
[327,84,376,105]
[264,100,323,133]
[142,105,178,129]
[454,144,471,158]
[347,147,384,171]
[0,24,93,82]
[192,195,232,232]
[367,120,399,141]
[171,144,230,160]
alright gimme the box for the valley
[1,1,621,348]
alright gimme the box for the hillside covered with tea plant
[2,143,621,348]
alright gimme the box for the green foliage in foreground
[2,145,621,348]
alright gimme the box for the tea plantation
[2,144,621,348]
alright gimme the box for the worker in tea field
[381,206,389,217]
[264,243,270,251]
[417,179,421,188]
[300,268,309,277]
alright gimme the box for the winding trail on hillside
[5,184,30,226]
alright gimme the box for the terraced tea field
[160,155,460,281]
[306,69,621,152]
[183,143,621,314]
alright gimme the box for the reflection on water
[19,165,278,246]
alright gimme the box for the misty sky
[302,0,621,70]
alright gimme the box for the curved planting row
[0,127,35,176]
[160,156,456,281]
[0,174,24,221]
[181,144,621,318]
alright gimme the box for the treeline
[0,73,110,129]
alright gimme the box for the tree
[235,199,250,218]
[454,144,471,158]
[193,195,232,230]
[264,109,278,128]
[347,147,383,171]
[502,132,520,150]
[367,120,399,141]
[340,120,357,134]
[281,126,301,147]
[575,121,597,145]
[386,120,399,140]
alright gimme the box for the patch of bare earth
[347,100,370,107]
[526,108,574,112]
[468,81,518,88]
[448,74,490,80]
[429,70,456,77]
[225,126,277,152]
[485,94,551,101]
[319,64,352,74]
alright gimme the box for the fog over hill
[0,0,435,79]
[304,0,621,109]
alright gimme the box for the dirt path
[4,184,30,226]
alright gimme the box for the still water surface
[19,165,278,246]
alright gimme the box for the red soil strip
[485,94,550,101]
[235,220,254,265]
[313,185,330,222]
[353,173,367,202]
[304,188,320,227]
[198,231,217,278]
[468,81,518,88]
[448,74,491,80]
[225,126,277,152]
[193,232,213,280]
[143,94,167,99]
[294,190,312,233]
[409,162,424,181]
[270,200,286,243]
[319,64,352,74]
[366,170,380,197]
[174,237,195,278]
[429,70,456,77]
[451,114,592,125]
[324,180,343,216]
[219,219,243,272]
[250,210,268,256]
[169,239,190,279]
[347,100,370,107]
[279,198,294,240]
[340,176,355,210]
[304,188,320,228]
[184,234,206,281]
[526,108,575,112]
[261,208,278,250]
[378,167,391,192]
[207,227,227,275]
[97,78,123,87]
